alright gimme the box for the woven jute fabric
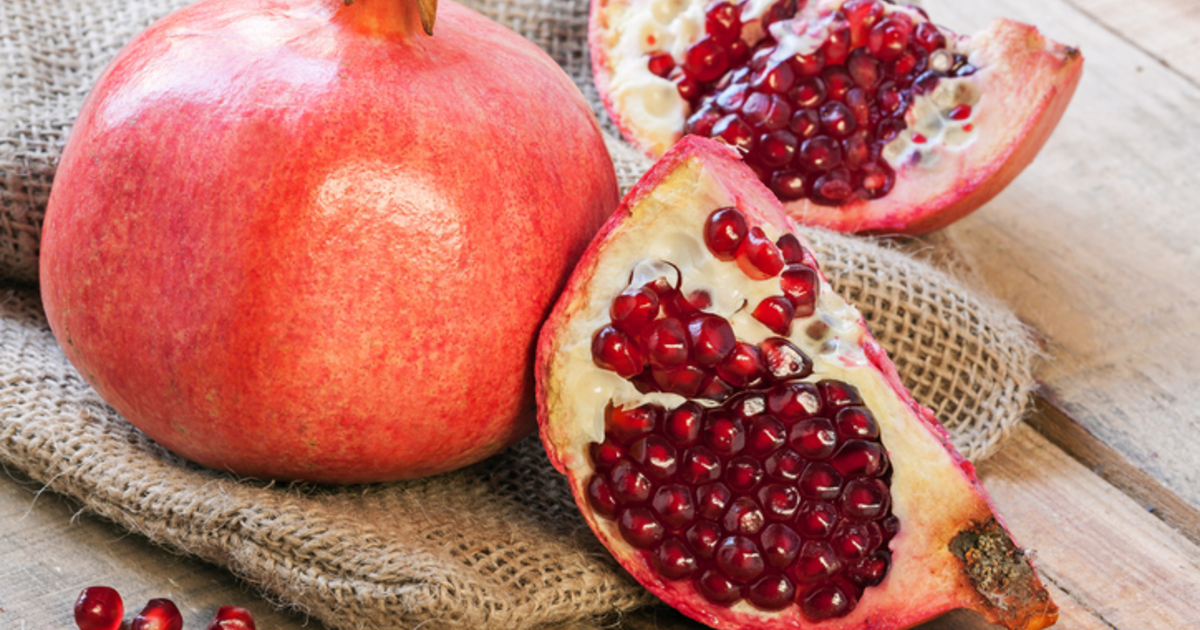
[0,0,1040,628]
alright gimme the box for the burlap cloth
[0,0,1040,628]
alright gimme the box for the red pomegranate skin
[40,0,618,483]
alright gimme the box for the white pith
[540,147,1054,628]
[596,0,984,169]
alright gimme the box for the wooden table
[4,0,1200,627]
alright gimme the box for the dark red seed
[949,103,973,120]
[765,448,805,481]
[795,501,840,538]
[912,69,944,94]
[822,24,851,65]
[879,514,901,543]
[704,0,742,45]
[696,568,743,606]
[752,61,796,94]
[789,418,839,459]
[835,406,880,440]
[769,170,808,201]
[75,586,124,630]
[586,475,619,518]
[675,72,703,101]
[608,404,659,443]
[876,117,907,143]
[742,92,791,131]
[131,599,183,630]
[757,483,801,520]
[844,0,885,46]
[833,521,882,561]
[767,381,821,421]
[205,606,257,630]
[842,478,890,520]
[799,462,844,500]
[590,440,625,470]
[820,66,854,102]
[754,130,799,168]
[653,536,700,580]
[652,484,696,529]
[876,80,908,117]
[688,314,736,366]
[819,101,857,139]
[747,574,797,611]
[735,226,785,279]
[687,521,724,559]
[819,380,864,410]
[715,82,750,111]
[891,44,928,80]
[846,48,882,90]
[664,402,705,446]
[611,461,654,504]
[715,535,766,582]
[716,342,766,387]
[728,39,751,66]
[647,52,676,78]
[712,114,756,152]
[724,455,764,492]
[789,78,826,110]
[848,551,891,587]
[696,482,733,521]
[642,317,689,369]
[752,296,795,335]
[790,50,826,78]
[746,415,787,455]
[800,582,854,621]
[699,373,736,403]
[680,446,724,485]
[687,104,723,136]
[775,233,807,264]
[610,286,660,335]
[760,522,803,568]
[619,507,665,549]
[591,325,644,378]
[798,135,842,171]
[727,391,766,419]
[842,131,871,171]
[631,435,680,480]
[830,439,884,477]
[913,21,947,53]
[792,540,843,583]
[812,168,855,204]
[780,264,819,316]
[704,206,748,260]
[868,15,913,62]
[759,337,814,382]
[653,362,707,397]
[703,412,746,456]
[684,36,730,83]
[722,496,766,535]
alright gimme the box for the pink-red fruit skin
[535,136,1057,630]
[74,586,124,630]
[39,0,617,482]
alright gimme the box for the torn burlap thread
[0,0,1040,628]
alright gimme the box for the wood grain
[920,0,1200,510]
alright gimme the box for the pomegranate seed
[800,582,854,620]
[789,50,826,78]
[696,482,733,520]
[75,586,124,630]
[716,341,766,387]
[775,233,807,264]
[876,117,907,142]
[704,206,748,260]
[793,540,843,582]
[821,24,851,65]
[687,521,723,559]
[796,501,840,538]
[716,535,766,582]
[687,314,736,366]
[742,92,791,131]
[131,599,183,630]
[765,448,805,481]
[647,52,675,78]
[587,475,619,518]
[835,406,880,440]
[752,61,796,94]
[868,15,913,62]
[641,317,688,369]
[842,131,871,170]
[913,21,947,52]
[760,337,813,381]
[842,478,891,520]
[819,101,857,138]
[703,412,747,456]
[610,286,659,335]
[746,415,786,455]
[684,36,730,83]
[753,296,795,335]
[911,132,927,144]
[830,439,885,476]
[848,552,890,587]
[757,483,801,520]
[728,39,751,65]
[844,88,872,128]
[798,136,842,171]
[687,104,722,136]
[716,80,750,111]
[789,418,838,459]
[652,363,708,397]
[812,168,855,204]
[591,325,644,378]
[948,103,973,120]
[767,381,820,421]
[735,226,784,279]
[675,72,703,101]
[619,507,666,548]
[846,49,881,90]
[590,440,625,469]
[696,569,743,605]
[789,107,821,140]
[844,0,885,47]
[653,537,700,579]
[705,0,742,45]
[833,522,879,561]
[722,496,766,535]
[712,114,755,152]
[725,455,765,491]
[821,66,854,102]
[747,573,797,611]
[632,434,680,480]
[680,447,724,485]
[782,264,819,315]
[611,461,654,504]
[608,404,659,443]
[769,170,808,201]
[820,379,863,409]
[652,484,696,529]
[205,606,257,630]
[664,402,705,446]
[799,462,844,500]
[760,522,802,568]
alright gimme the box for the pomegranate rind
[589,0,1083,236]
[785,18,1084,235]
[536,136,1057,629]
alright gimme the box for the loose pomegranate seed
[131,599,183,630]
[75,586,124,630]
[205,606,257,630]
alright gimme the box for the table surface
[5,0,1200,628]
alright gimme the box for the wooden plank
[1065,0,1200,85]
[918,0,1200,510]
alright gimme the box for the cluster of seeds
[74,586,255,630]
[650,0,976,205]
[587,208,895,620]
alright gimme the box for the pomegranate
[39,0,618,482]
[206,606,257,630]
[131,599,184,630]
[589,0,1083,234]
[536,136,1056,628]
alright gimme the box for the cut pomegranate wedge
[589,0,1083,235]
[536,136,1057,629]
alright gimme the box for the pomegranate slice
[589,0,1083,235]
[536,136,1056,629]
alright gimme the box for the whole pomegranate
[590,0,1083,234]
[537,137,1056,628]
[40,0,618,483]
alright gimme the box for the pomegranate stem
[337,0,437,38]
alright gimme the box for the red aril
[131,599,183,630]
[536,136,1057,629]
[39,0,617,482]
[74,586,124,630]
[205,606,257,630]
[589,0,1083,235]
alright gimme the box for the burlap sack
[0,0,1040,628]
